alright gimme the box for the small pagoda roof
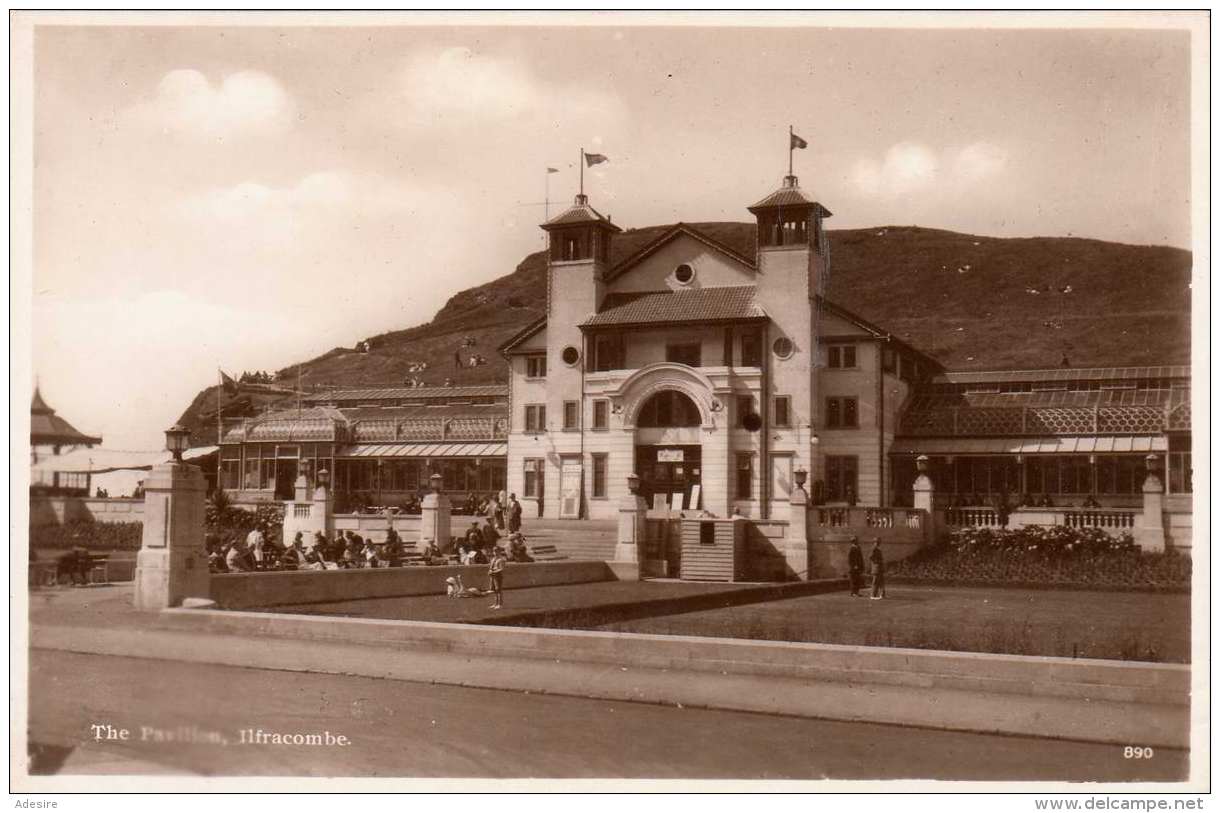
[541,194,623,232]
[748,175,833,218]
[31,387,102,448]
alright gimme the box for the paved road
[27,651,1186,781]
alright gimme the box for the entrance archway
[634,389,703,511]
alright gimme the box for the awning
[335,442,507,459]
[889,436,1168,455]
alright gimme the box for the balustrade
[1061,509,1135,530]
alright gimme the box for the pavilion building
[499,177,1192,521]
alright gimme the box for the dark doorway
[275,459,298,500]
[635,444,702,510]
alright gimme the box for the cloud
[130,69,292,139]
[953,142,1009,182]
[399,46,624,127]
[851,141,1008,198]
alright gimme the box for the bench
[530,544,567,561]
[88,554,110,584]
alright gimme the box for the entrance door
[559,456,582,519]
[635,445,702,511]
[275,459,298,500]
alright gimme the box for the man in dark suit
[847,538,865,597]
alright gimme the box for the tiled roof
[747,178,833,217]
[906,389,1183,411]
[302,385,507,404]
[542,195,622,232]
[581,286,766,328]
[30,388,102,447]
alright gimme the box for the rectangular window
[563,400,579,430]
[593,334,620,372]
[523,458,543,498]
[526,355,547,378]
[592,453,608,498]
[736,454,753,500]
[524,404,546,433]
[666,342,702,367]
[826,456,858,503]
[736,395,755,428]
[1169,452,1192,494]
[592,399,609,430]
[773,396,792,427]
[826,397,858,428]
[740,331,762,367]
[828,345,857,369]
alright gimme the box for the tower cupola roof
[748,175,833,218]
[541,194,623,232]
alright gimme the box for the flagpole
[580,148,584,197]
[217,369,222,447]
[545,168,550,222]
[788,125,793,178]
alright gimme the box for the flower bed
[889,527,1190,592]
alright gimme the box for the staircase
[520,519,618,560]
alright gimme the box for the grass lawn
[594,585,1191,663]
[253,579,750,625]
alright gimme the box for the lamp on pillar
[318,468,330,488]
[134,424,210,610]
[627,472,641,495]
[165,424,191,463]
[430,472,444,494]
[794,466,808,489]
[1144,453,1161,476]
[915,454,929,474]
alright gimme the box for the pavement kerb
[146,606,1190,707]
[31,622,1190,750]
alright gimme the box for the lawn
[593,585,1191,663]
[253,579,752,625]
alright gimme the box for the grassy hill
[177,224,1192,443]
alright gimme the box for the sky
[25,17,1195,451]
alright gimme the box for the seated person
[225,541,251,573]
[364,543,381,569]
[382,530,403,567]
[470,545,489,566]
[301,549,327,571]
[56,547,91,586]
[481,519,500,548]
[464,521,483,548]
[507,532,533,563]
[423,539,444,565]
[208,548,228,573]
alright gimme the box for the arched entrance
[633,389,703,510]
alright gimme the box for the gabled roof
[498,315,548,356]
[817,298,942,370]
[30,387,102,448]
[604,222,757,281]
[581,286,767,329]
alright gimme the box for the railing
[945,507,1005,528]
[1061,509,1136,530]
[291,503,312,519]
[816,507,925,531]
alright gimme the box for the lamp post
[793,466,808,490]
[165,424,191,463]
[627,472,641,495]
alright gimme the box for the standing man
[847,538,865,597]
[487,546,507,610]
[869,541,887,600]
[507,493,523,533]
[246,526,266,571]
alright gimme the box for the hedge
[30,521,143,551]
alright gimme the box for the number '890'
[1124,746,1155,759]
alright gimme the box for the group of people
[846,539,888,600]
[457,518,533,565]
[208,527,438,574]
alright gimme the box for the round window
[773,336,795,359]
[674,263,695,285]
[561,346,581,366]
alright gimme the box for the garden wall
[209,560,617,609]
[30,497,144,527]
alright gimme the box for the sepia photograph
[10,10,1209,795]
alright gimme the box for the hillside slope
[178,224,1192,443]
